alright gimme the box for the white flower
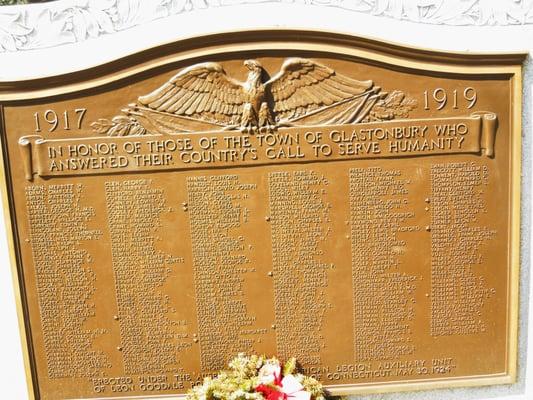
[280,375,311,400]
[257,362,281,385]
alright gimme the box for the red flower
[273,370,283,387]
[255,384,287,400]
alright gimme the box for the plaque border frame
[0,29,526,400]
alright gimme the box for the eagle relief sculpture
[91,58,416,136]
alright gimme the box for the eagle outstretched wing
[138,62,246,127]
[92,57,414,136]
[266,58,377,123]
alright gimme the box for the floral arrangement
[187,354,325,400]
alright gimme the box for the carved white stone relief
[0,0,532,52]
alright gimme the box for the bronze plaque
[0,31,523,400]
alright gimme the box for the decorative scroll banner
[19,112,497,181]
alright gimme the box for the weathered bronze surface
[0,31,524,400]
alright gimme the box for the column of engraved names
[268,171,332,365]
[430,163,496,336]
[105,179,181,374]
[25,184,109,378]
[349,168,418,362]
[187,175,256,371]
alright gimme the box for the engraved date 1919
[33,108,87,132]
[423,87,477,111]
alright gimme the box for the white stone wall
[0,1,531,399]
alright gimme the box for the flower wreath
[187,354,325,400]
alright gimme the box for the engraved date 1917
[33,108,87,132]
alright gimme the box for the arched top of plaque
[0,29,526,101]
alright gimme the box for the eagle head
[244,59,263,72]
